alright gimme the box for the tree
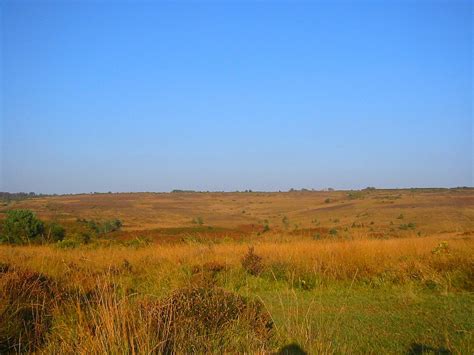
[2,209,44,244]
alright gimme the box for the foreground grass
[251,283,473,353]
[1,235,473,353]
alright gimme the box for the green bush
[46,223,66,242]
[80,218,122,234]
[1,210,44,244]
[399,222,416,230]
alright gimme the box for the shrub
[1,209,44,244]
[102,219,122,233]
[145,284,273,353]
[241,247,264,276]
[324,198,331,203]
[46,222,66,242]
[263,223,270,233]
[80,218,122,234]
[399,223,416,230]
[329,228,338,236]
[0,269,62,352]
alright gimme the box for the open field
[2,188,473,239]
[0,189,473,353]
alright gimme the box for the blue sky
[1,0,472,193]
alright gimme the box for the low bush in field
[145,284,273,353]
[81,218,122,234]
[399,222,416,230]
[0,210,44,244]
[0,209,67,245]
[241,246,264,276]
[0,267,63,352]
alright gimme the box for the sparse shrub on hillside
[263,221,270,233]
[1,209,44,244]
[324,198,331,203]
[79,218,122,234]
[399,222,416,230]
[397,214,404,219]
[282,216,290,229]
[102,219,122,233]
[241,247,264,276]
[329,228,338,236]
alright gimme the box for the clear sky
[1,0,472,193]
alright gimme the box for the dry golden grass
[1,234,471,288]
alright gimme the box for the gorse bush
[1,209,44,244]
